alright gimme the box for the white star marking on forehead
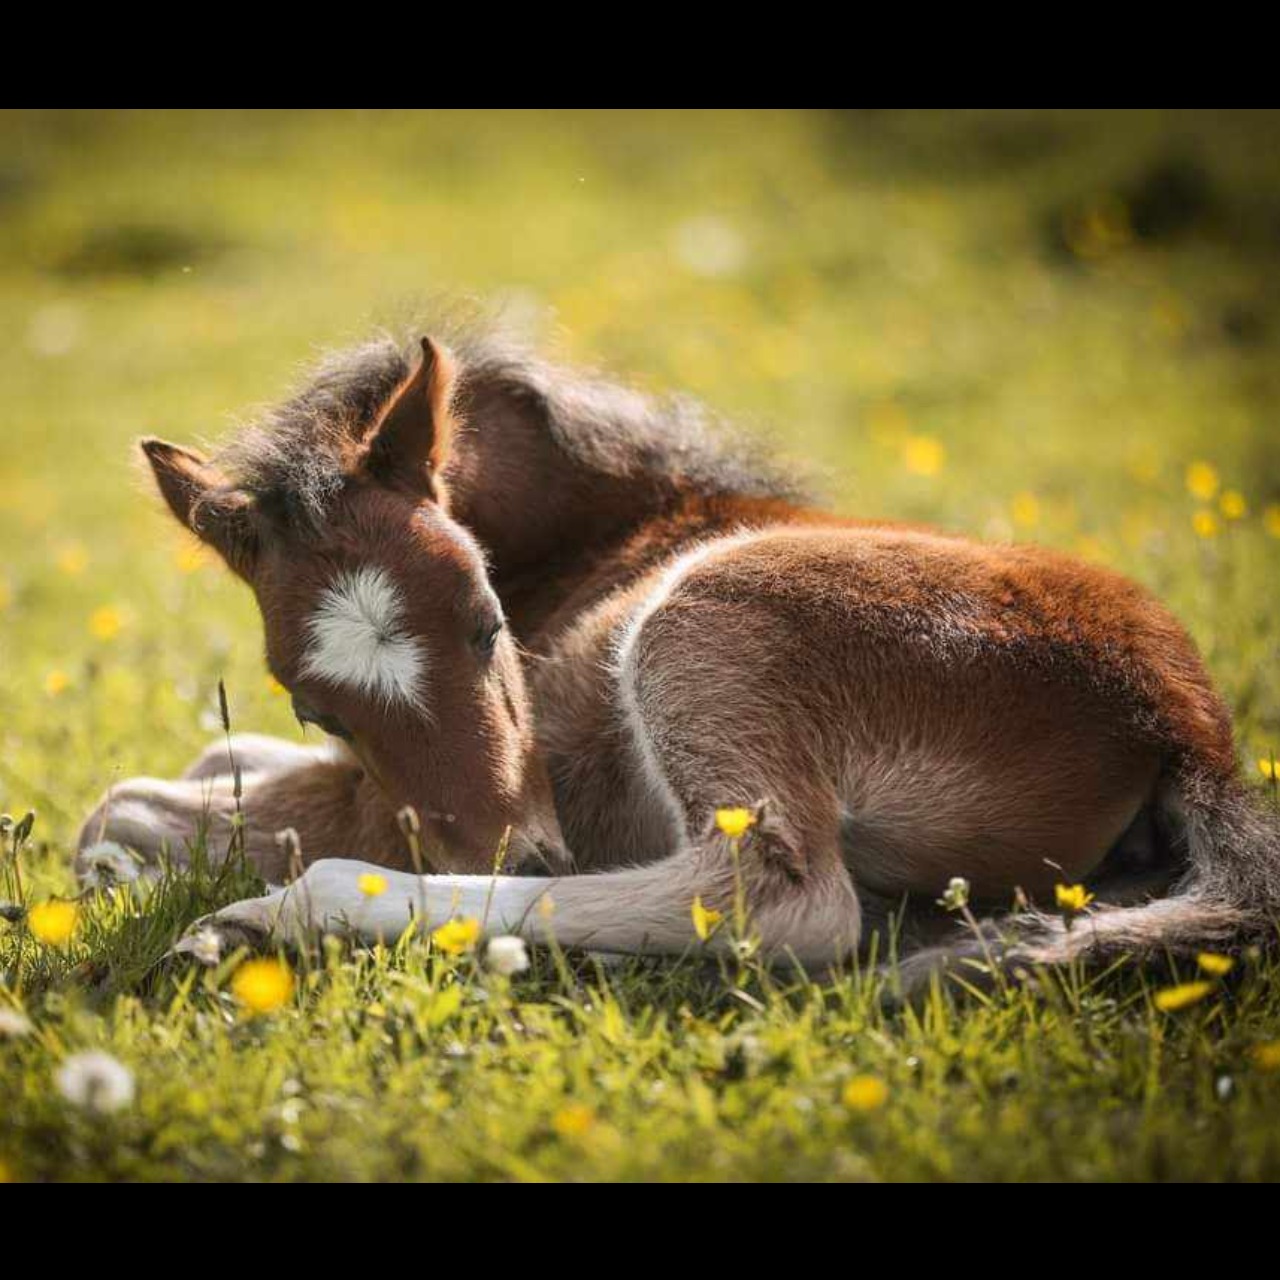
[301,567,427,709]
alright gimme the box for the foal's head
[140,339,567,874]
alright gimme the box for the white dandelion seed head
[79,840,141,889]
[55,1051,136,1114]
[0,1008,34,1039]
[485,936,530,977]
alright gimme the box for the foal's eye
[473,618,504,657]
[292,694,353,742]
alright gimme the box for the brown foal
[80,324,1279,980]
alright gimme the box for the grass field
[3,108,1280,1182]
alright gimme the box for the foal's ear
[139,438,260,579]
[361,337,457,499]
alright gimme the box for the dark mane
[212,318,805,528]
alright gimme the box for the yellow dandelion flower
[842,1076,889,1112]
[1192,510,1219,540]
[1265,504,1280,539]
[44,669,71,697]
[1219,490,1248,521]
[230,958,295,1015]
[552,1104,596,1138]
[357,873,388,898]
[174,542,210,574]
[432,917,481,956]
[1185,462,1221,503]
[56,544,88,576]
[27,900,79,947]
[1153,981,1214,1013]
[1197,953,1235,978]
[1252,1042,1280,1072]
[903,435,945,478]
[714,807,756,840]
[88,605,123,641]
[1055,884,1094,914]
[1010,492,1041,529]
[266,675,288,697]
[1258,758,1278,781]
[691,896,723,942]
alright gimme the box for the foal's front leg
[179,814,863,970]
[77,752,404,884]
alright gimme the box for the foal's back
[540,522,1233,903]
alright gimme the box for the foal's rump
[617,524,1231,904]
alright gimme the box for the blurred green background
[3,108,1280,883]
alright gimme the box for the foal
[84,326,1280,978]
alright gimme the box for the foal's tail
[898,773,1280,993]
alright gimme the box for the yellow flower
[1010,492,1041,529]
[174,542,210,574]
[1185,461,1220,503]
[1055,884,1094,914]
[1153,981,1214,1013]
[714,807,756,840]
[432,917,481,955]
[551,1104,596,1138]
[89,605,123,641]
[357,873,388,898]
[903,435,945,478]
[1259,758,1278,782]
[1252,1042,1280,1072]
[27,900,79,946]
[1197,953,1235,978]
[1192,510,1219,540]
[1219,490,1247,521]
[230,958,295,1015]
[44,669,71,697]
[56,543,88,576]
[266,675,288,697]
[842,1076,889,1112]
[691,896,723,942]
[1265,504,1280,539]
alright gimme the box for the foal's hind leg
[606,588,864,965]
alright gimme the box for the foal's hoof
[170,904,275,965]
[77,840,151,891]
